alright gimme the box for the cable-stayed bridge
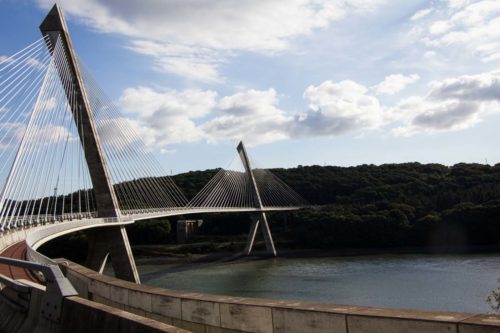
[0,5,308,284]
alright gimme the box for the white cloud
[119,87,291,146]
[160,148,176,155]
[116,70,500,148]
[25,57,45,70]
[204,89,291,145]
[1,55,45,71]
[392,97,482,136]
[411,8,433,21]
[119,87,217,146]
[203,82,389,144]
[293,80,387,137]
[30,125,75,144]
[96,117,156,150]
[372,74,420,95]
[482,52,500,63]
[127,40,223,82]
[448,0,473,9]
[120,86,215,119]
[37,0,385,81]
[36,97,56,111]
[38,0,385,51]
[0,55,10,64]
[423,51,436,59]
[218,89,281,117]
[429,20,452,35]
[0,122,23,150]
[414,0,500,63]
[121,84,388,147]
[393,70,500,136]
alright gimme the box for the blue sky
[1,0,500,174]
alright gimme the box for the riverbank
[133,241,500,266]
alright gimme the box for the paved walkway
[0,241,40,282]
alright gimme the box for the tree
[487,280,500,313]
[126,218,172,245]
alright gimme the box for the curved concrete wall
[3,220,500,333]
[0,221,189,333]
[59,260,500,333]
[24,218,133,265]
[0,218,132,260]
[0,279,188,333]
[0,227,40,254]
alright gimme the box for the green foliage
[487,279,500,313]
[126,218,172,245]
[38,162,500,260]
[38,231,88,263]
[173,169,219,200]
[199,213,252,235]
[176,162,500,249]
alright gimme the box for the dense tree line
[173,163,500,249]
[40,162,500,260]
[173,169,219,200]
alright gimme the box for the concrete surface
[59,259,500,333]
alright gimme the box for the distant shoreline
[134,244,500,266]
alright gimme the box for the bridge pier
[237,141,277,256]
[244,212,276,256]
[85,226,140,283]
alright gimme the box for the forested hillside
[40,162,500,260]
[173,163,500,249]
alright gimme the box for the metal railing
[0,256,77,322]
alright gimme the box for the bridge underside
[85,226,139,283]
[0,205,303,284]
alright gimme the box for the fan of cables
[0,34,97,231]
[78,60,188,214]
[187,150,308,209]
[187,155,256,208]
[253,168,309,207]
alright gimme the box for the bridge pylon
[237,141,277,256]
[39,5,140,283]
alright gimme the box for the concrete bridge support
[85,226,140,284]
[244,213,276,256]
[237,142,277,256]
[39,5,139,283]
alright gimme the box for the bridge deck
[0,206,308,283]
[0,241,40,282]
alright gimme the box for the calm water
[139,253,500,313]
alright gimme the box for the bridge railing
[25,217,134,266]
[0,212,98,231]
[0,256,77,322]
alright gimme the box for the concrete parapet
[58,259,500,333]
[61,296,188,333]
[0,228,30,254]
[0,278,189,333]
[272,308,346,333]
[460,315,500,333]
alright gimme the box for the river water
[139,253,500,313]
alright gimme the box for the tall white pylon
[237,141,277,256]
[39,4,140,283]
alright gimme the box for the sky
[1,0,500,174]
